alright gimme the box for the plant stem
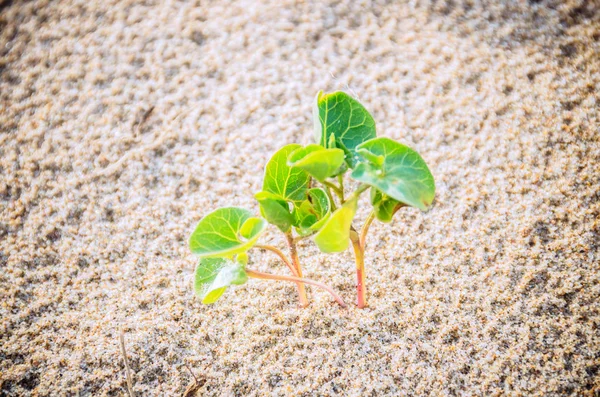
[350,232,367,309]
[360,211,375,249]
[322,180,344,203]
[293,233,316,243]
[322,180,342,194]
[350,210,375,309]
[285,232,309,307]
[353,183,370,198]
[337,174,345,203]
[254,244,298,276]
[323,186,337,211]
[246,269,347,308]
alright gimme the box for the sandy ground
[1,0,599,395]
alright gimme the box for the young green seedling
[188,90,434,309]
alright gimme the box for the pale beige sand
[1,0,599,395]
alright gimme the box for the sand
[1,0,599,395]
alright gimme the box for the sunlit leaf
[288,144,345,182]
[240,217,266,239]
[194,257,248,304]
[351,137,435,211]
[314,91,376,167]
[189,207,267,258]
[370,188,403,223]
[255,191,294,232]
[313,196,357,253]
[261,144,310,204]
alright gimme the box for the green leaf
[370,188,403,223]
[294,201,318,230]
[255,191,294,232]
[308,188,330,219]
[294,188,331,235]
[314,91,376,167]
[351,137,435,211]
[287,144,345,182]
[240,217,266,239]
[194,257,248,304]
[313,196,358,253]
[189,207,267,258]
[261,144,310,204]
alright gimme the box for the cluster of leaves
[188,90,435,308]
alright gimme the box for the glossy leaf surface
[261,144,310,204]
[189,207,267,258]
[351,138,435,211]
[194,257,247,304]
[313,91,376,166]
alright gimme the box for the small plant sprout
[188,90,435,309]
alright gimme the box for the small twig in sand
[119,328,135,397]
[133,106,155,136]
[182,362,206,397]
[93,106,155,178]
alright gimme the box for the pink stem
[246,269,346,308]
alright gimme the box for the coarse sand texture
[1,0,599,396]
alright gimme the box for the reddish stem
[285,233,309,307]
[351,237,367,309]
[255,245,298,276]
[246,269,347,308]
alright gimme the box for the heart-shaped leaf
[287,144,345,182]
[189,207,267,258]
[254,191,295,232]
[313,91,376,167]
[313,196,357,253]
[351,137,435,211]
[370,188,404,223]
[294,188,331,236]
[194,257,248,304]
[260,144,310,204]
